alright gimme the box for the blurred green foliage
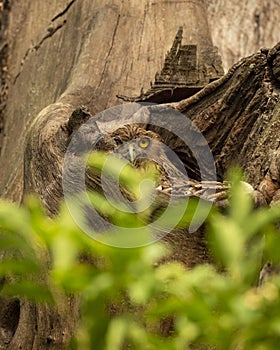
[0,155,280,349]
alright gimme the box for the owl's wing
[144,105,217,182]
[157,179,230,207]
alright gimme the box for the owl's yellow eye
[138,137,150,149]
[113,136,123,146]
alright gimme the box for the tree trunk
[0,0,279,349]
[207,0,280,70]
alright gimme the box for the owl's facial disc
[115,137,152,163]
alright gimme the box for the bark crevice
[13,20,67,84]
[97,13,121,89]
[51,0,77,22]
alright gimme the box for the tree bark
[207,0,280,71]
[0,1,279,349]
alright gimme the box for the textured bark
[0,0,217,203]
[207,0,280,71]
[0,0,279,349]
[170,47,280,189]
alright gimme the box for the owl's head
[109,125,163,164]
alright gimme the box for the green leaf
[210,214,245,276]
[105,317,128,350]
[227,169,254,228]
[2,281,53,303]
[0,258,41,275]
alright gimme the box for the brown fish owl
[96,124,230,204]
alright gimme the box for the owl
[95,124,229,205]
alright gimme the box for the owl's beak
[128,144,135,162]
